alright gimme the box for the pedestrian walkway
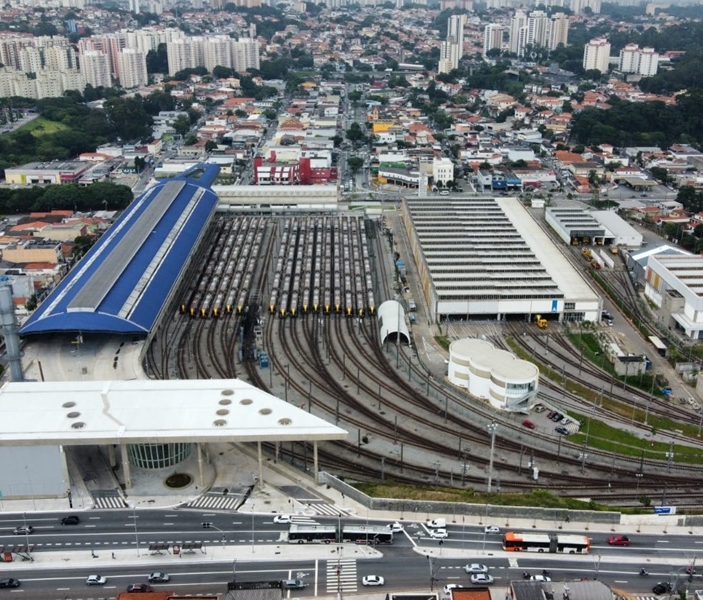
[326,557,358,594]
[305,500,355,518]
[185,487,249,512]
[92,490,128,509]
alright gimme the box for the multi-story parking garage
[399,197,602,324]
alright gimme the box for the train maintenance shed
[399,197,601,324]
[20,164,221,338]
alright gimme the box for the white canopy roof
[0,379,348,446]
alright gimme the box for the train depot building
[399,198,602,325]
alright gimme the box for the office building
[438,14,464,73]
[483,24,504,56]
[548,12,569,50]
[508,9,527,55]
[117,48,148,89]
[582,37,610,73]
[81,50,112,88]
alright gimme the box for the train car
[213,292,224,318]
[269,288,278,314]
[180,303,186,314]
[368,291,375,315]
[345,291,353,317]
[356,291,364,318]
[279,290,289,318]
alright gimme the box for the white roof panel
[0,379,348,446]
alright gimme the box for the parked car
[547,411,557,419]
[465,564,489,574]
[653,582,673,595]
[522,419,536,429]
[531,575,552,582]
[126,584,154,593]
[283,580,306,590]
[273,514,292,524]
[555,426,571,436]
[362,576,385,586]
[60,515,80,525]
[86,575,107,586]
[429,528,448,539]
[551,412,564,422]
[389,522,404,533]
[444,584,465,595]
[0,579,20,589]
[148,572,170,583]
[608,535,630,546]
[484,526,500,534]
[12,525,33,535]
[471,574,494,585]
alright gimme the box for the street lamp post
[486,422,499,493]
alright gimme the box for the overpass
[213,184,339,210]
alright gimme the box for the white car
[390,522,404,533]
[429,528,448,539]
[444,584,465,595]
[471,574,495,585]
[484,526,500,534]
[362,575,385,586]
[273,514,292,524]
[86,575,107,586]
[530,575,552,582]
[465,564,489,574]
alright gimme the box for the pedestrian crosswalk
[185,491,247,511]
[326,558,357,594]
[304,500,354,517]
[92,490,129,509]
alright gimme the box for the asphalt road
[1,510,701,598]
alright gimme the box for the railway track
[145,213,703,507]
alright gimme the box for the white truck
[426,518,446,529]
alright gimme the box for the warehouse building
[399,197,602,323]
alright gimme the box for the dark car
[551,412,563,422]
[555,426,571,435]
[0,579,20,588]
[60,515,80,525]
[653,583,673,595]
[126,584,154,593]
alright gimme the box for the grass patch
[353,482,643,512]
[505,335,703,462]
[18,117,69,137]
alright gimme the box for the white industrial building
[644,254,703,340]
[590,210,643,248]
[545,206,614,246]
[400,198,602,323]
[447,338,539,411]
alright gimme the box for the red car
[522,419,536,429]
[608,535,630,546]
[126,584,154,593]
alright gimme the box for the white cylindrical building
[447,338,538,412]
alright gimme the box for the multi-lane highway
[0,510,700,598]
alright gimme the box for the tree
[134,156,146,173]
[346,122,367,146]
[103,97,153,141]
[651,166,669,184]
[172,115,191,137]
[204,140,218,152]
[347,156,364,174]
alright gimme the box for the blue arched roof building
[20,164,220,336]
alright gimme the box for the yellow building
[2,240,62,264]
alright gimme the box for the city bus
[503,532,590,554]
[341,525,394,545]
[287,524,338,544]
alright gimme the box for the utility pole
[486,422,499,493]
